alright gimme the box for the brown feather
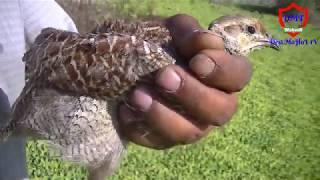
[2,16,277,180]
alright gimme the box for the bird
[0,15,279,180]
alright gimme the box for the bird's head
[207,15,279,56]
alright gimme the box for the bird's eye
[247,26,256,34]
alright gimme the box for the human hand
[118,14,252,149]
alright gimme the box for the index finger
[165,14,225,58]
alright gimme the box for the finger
[121,87,211,144]
[165,14,225,58]
[118,105,175,149]
[156,65,238,126]
[189,50,252,92]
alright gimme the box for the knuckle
[238,57,253,87]
[212,96,238,126]
[178,129,204,145]
[226,56,252,92]
[233,79,249,92]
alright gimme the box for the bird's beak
[241,37,280,55]
[256,38,280,51]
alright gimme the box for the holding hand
[118,14,252,149]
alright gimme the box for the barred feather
[2,16,276,180]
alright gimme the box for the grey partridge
[0,15,278,180]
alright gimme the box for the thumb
[165,14,225,59]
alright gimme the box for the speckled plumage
[0,15,278,180]
[8,19,175,180]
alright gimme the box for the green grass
[27,0,320,179]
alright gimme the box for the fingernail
[189,54,215,78]
[130,88,153,112]
[119,105,135,124]
[156,68,181,92]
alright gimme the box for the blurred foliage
[56,0,161,33]
[215,0,319,26]
[100,0,158,18]
[28,0,320,179]
[276,0,319,8]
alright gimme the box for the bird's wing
[25,27,175,99]
[4,25,176,139]
[91,19,171,46]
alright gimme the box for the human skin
[118,14,252,149]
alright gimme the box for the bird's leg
[88,164,111,180]
[87,146,125,180]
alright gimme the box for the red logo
[278,3,309,37]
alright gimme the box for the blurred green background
[27,0,320,179]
